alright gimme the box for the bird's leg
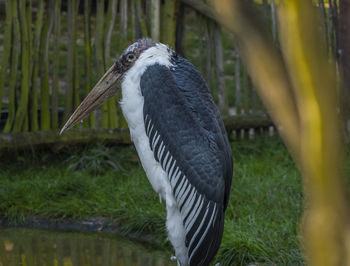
[170,255,181,266]
[159,193,162,203]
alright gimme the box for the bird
[60,38,233,266]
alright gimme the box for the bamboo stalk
[23,0,31,132]
[26,0,33,88]
[64,0,79,124]
[329,0,340,58]
[199,14,205,74]
[64,0,74,121]
[242,66,249,114]
[105,0,118,128]
[84,0,94,128]
[73,0,80,111]
[235,49,241,115]
[29,0,44,131]
[136,0,148,37]
[40,1,54,130]
[13,0,31,132]
[160,0,177,47]
[52,0,61,129]
[270,0,277,42]
[120,0,128,39]
[130,0,136,40]
[0,0,13,118]
[214,24,227,114]
[117,0,129,129]
[205,19,213,89]
[175,2,185,56]
[96,0,108,128]
[105,0,118,67]
[3,0,20,133]
[151,0,160,41]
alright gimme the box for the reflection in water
[0,228,176,266]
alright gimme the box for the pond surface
[0,227,176,266]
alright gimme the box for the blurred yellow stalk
[211,0,350,265]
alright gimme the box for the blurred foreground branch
[211,0,350,265]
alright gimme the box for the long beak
[60,65,122,134]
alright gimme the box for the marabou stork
[61,38,233,266]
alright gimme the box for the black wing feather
[141,61,233,266]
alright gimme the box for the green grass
[0,137,304,265]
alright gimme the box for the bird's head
[60,38,156,134]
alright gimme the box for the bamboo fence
[0,0,340,137]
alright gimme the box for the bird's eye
[127,53,136,62]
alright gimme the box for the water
[0,227,176,266]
